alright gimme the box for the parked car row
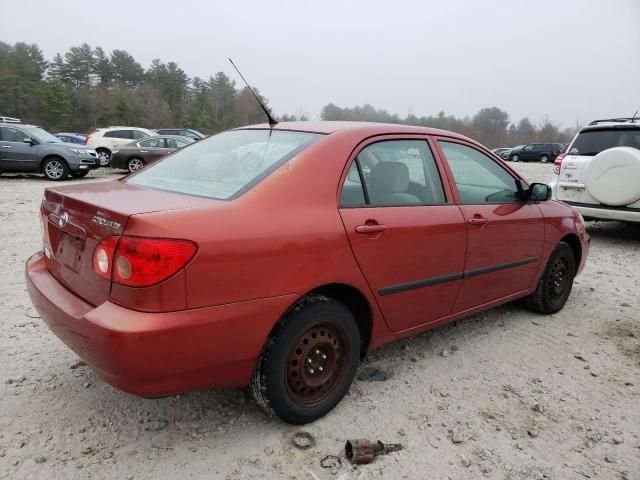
[0,117,203,180]
[493,143,566,162]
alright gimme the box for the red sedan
[25,122,590,424]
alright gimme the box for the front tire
[511,154,520,162]
[250,296,361,424]
[96,149,111,167]
[541,155,550,163]
[42,157,69,181]
[524,242,576,314]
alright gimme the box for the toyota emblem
[58,212,69,228]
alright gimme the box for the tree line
[1,41,574,147]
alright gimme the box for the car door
[138,138,166,161]
[0,126,38,171]
[338,137,467,332]
[435,139,544,312]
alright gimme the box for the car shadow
[586,220,640,243]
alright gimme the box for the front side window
[439,141,521,204]
[127,129,322,200]
[340,139,446,207]
[132,130,148,140]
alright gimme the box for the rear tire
[127,157,145,173]
[42,157,69,181]
[524,242,576,314]
[541,155,550,163]
[250,295,361,424]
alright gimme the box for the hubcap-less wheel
[541,155,549,163]
[45,160,65,180]
[548,256,570,308]
[127,158,145,172]
[97,151,110,166]
[286,323,348,407]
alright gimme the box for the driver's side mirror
[528,182,551,201]
[23,137,35,145]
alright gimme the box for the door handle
[0,145,11,148]
[467,216,489,225]
[355,224,387,234]
[140,150,148,153]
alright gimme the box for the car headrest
[369,162,410,194]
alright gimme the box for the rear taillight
[553,153,566,175]
[93,236,197,287]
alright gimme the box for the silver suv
[0,120,98,181]
[550,117,640,223]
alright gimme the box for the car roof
[581,121,640,131]
[236,120,471,139]
[0,122,38,128]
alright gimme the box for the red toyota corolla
[26,122,589,424]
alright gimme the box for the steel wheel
[127,158,145,172]
[547,256,570,308]
[285,322,349,407]
[43,158,68,181]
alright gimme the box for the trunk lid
[41,180,212,306]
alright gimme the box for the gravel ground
[0,163,638,480]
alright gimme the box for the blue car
[55,133,87,145]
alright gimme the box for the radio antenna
[228,58,278,127]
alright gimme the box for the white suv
[550,117,640,223]
[86,127,157,166]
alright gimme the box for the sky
[1,0,639,128]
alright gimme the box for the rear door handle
[1,145,11,148]
[355,224,387,234]
[467,217,489,225]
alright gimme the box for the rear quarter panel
[122,131,395,349]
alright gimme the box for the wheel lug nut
[318,366,323,372]
[321,354,327,360]
[315,349,320,354]
[309,368,315,374]
[307,358,312,364]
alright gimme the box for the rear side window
[0,127,27,142]
[570,128,640,156]
[126,130,321,200]
[340,139,446,206]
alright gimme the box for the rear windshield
[126,129,322,199]
[570,128,640,156]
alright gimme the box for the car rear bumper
[25,252,296,396]
[566,202,640,223]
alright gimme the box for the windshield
[126,129,322,200]
[26,127,63,144]
[570,128,640,156]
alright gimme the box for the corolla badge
[58,212,69,228]
[91,216,122,230]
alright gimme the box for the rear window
[570,128,640,156]
[126,129,322,200]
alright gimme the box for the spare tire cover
[583,147,640,206]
